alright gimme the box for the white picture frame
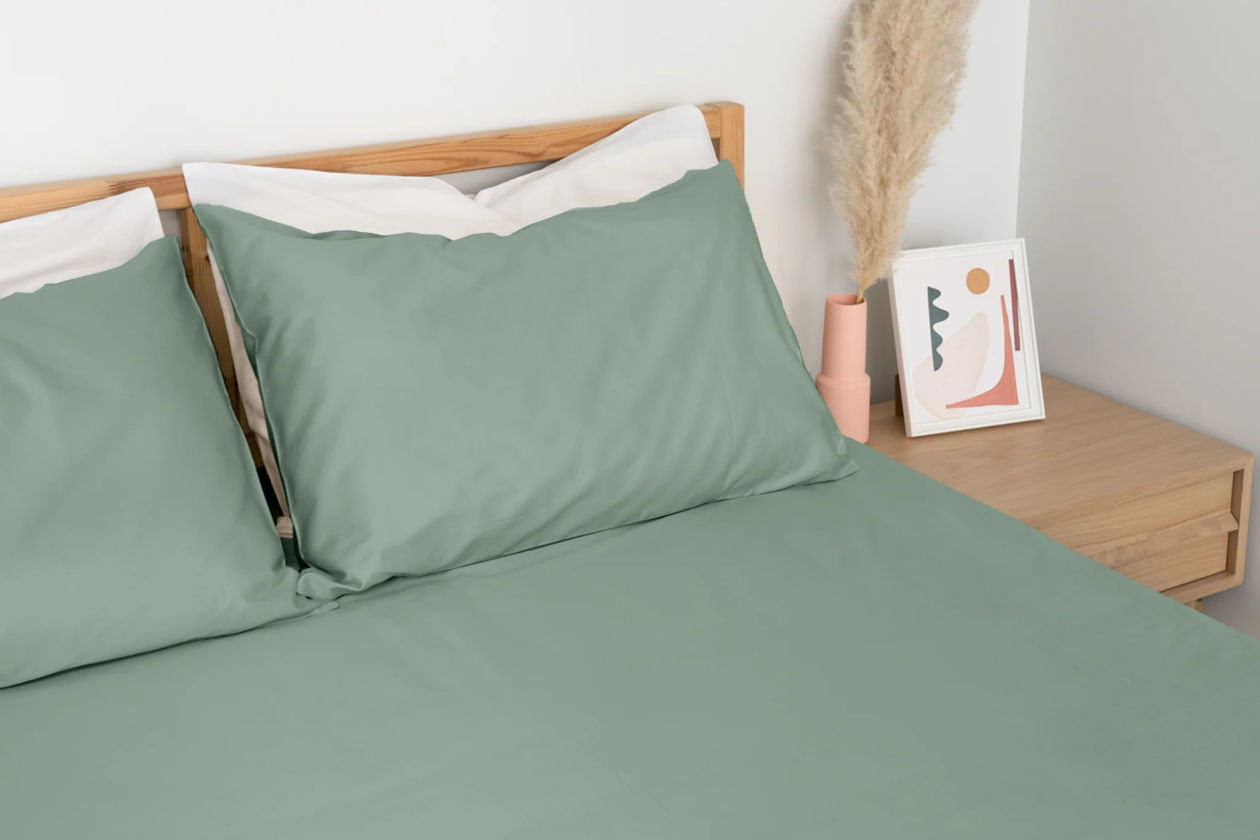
[889,239,1044,437]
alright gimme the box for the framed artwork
[889,239,1044,437]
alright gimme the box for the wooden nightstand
[867,376,1254,608]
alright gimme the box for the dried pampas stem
[829,0,978,301]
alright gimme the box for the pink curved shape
[947,295,1019,409]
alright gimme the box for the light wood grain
[0,102,745,449]
[1091,510,1237,569]
[714,102,745,185]
[1043,477,1233,565]
[867,376,1254,602]
[1114,533,1228,592]
[177,210,235,406]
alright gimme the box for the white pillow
[475,104,719,224]
[0,189,164,301]
[179,164,516,238]
[183,104,719,515]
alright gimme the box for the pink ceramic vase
[815,293,871,443]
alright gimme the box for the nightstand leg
[1191,599,1205,612]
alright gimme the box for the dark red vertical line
[1008,258,1021,351]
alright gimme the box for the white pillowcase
[0,189,164,301]
[183,104,719,515]
[180,164,516,238]
[474,104,720,224]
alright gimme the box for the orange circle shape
[966,268,990,294]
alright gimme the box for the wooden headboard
[0,101,745,440]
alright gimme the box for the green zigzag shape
[927,286,949,371]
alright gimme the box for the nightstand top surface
[866,376,1252,523]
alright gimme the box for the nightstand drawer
[1036,471,1240,593]
[1111,534,1229,592]
[1037,474,1235,561]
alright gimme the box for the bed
[2,103,1259,839]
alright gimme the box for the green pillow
[0,238,310,687]
[198,162,857,599]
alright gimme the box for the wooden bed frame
[0,101,745,440]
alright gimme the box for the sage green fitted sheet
[2,444,1258,838]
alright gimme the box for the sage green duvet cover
[2,444,1258,838]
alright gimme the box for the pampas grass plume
[829,0,978,301]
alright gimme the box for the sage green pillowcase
[197,162,857,599]
[0,238,310,687]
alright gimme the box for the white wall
[1018,1,1260,635]
[0,0,1027,394]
